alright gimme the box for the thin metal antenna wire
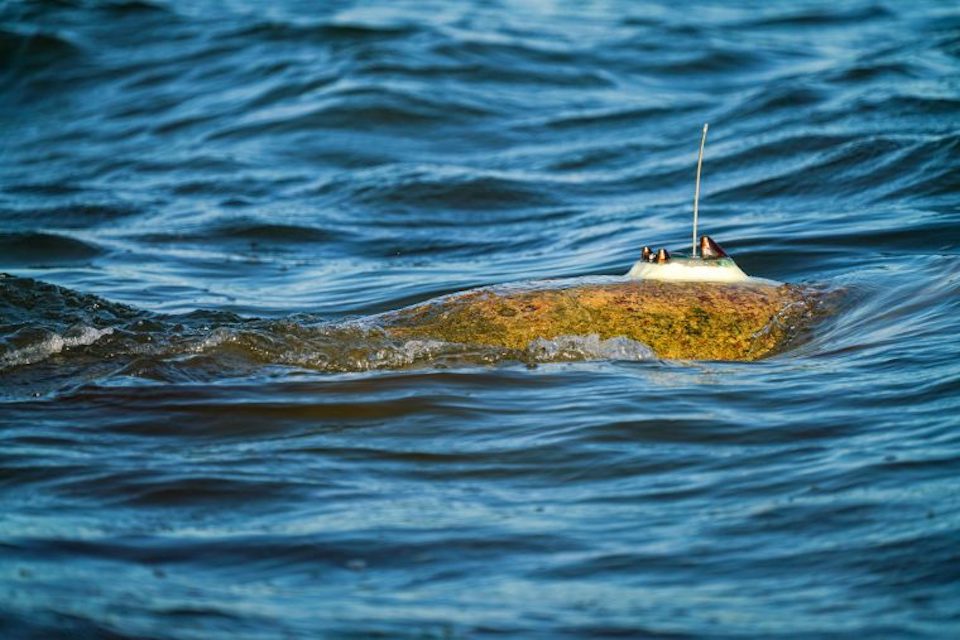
[692,123,709,257]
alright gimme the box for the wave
[230,19,421,45]
[528,104,687,133]
[708,133,957,206]
[96,0,169,16]
[527,335,654,362]
[0,325,114,370]
[0,24,74,53]
[360,59,615,89]
[741,4,893,29]
[133,220,346,252]
[3,3,960,637]
[0,232,102,267]
[0,274,722,387]
[0,202,139,229]
[315,165,558,214]
[206,85,495,142]
[0,26,80,68]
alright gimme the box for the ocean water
[2,0,959,637]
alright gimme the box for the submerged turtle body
[378,236,820,362]
[381,278,811,362]
[380,126,825,363]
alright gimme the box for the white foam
[0,325,114,370]
[365,339,453,369]
[527,334,655,362]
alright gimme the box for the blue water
[2,0,960,637]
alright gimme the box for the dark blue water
[2,0,960,637]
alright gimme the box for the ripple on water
[1,0,959,638]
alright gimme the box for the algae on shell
[379,279,815,362]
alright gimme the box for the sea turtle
[377,125,821,362]
[378,236,811,362]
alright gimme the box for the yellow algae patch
[380,280,813,362]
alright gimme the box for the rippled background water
[2,0,960,637]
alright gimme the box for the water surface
[2,0,959,637]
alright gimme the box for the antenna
[692,123,709,257]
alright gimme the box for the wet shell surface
[380,279,815,362]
